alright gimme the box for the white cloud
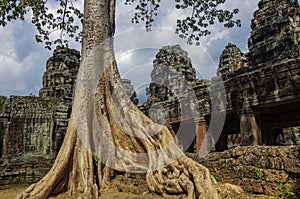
[0,55,22,76]
[206,29,230,46]
[0,20,51,96]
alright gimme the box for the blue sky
[0,0,261,101]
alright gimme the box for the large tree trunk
[17,0,219,198]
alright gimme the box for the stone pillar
[195,117,208,155]
[240,109,261,146]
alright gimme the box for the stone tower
[217,43,248,79]
[248,0,300,67]
[39,48,80,98]
[149,45,196,102]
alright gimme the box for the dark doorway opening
[171,119,196,152]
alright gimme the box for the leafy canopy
[126,0,240,45]
[0,0,240,49]
[0,0,83,50]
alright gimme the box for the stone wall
[141,0,300,152]
[138,0,300,153]
[187,146,300,197]
[140,0,300,151]
[0,155,54,185]
[0,48,79,185]
[1,96,55,158]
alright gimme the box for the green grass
[254,168,263,182]
[277,181,296,198]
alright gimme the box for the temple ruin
[140,0,300,153]
[0,0,299,188]
[219,0,300,148]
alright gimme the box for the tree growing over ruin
[1,0,240,198]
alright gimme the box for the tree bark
[17,0,219,198]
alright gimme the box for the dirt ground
[0,184,27,199]
[0,175,274,199]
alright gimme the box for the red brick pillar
[195,117,207,155]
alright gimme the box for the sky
[0,0,262,102]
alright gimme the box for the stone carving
[140,45,210,120]
[217,43,248,79]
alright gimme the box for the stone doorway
[259,101,300,146]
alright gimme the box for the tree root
[146,155,219,199]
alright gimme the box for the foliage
[110,170,117,181]
[125,0,241,45]
[133,180,139,186]
[141,167,148,172]
[254,168,263,182]
[0,0,83,50]
[116,184,123,192]
[277,181,296,198]
[0,0,240,49]
[145,87,151,96]
[93,152,99,166]
[224,168,231,173]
